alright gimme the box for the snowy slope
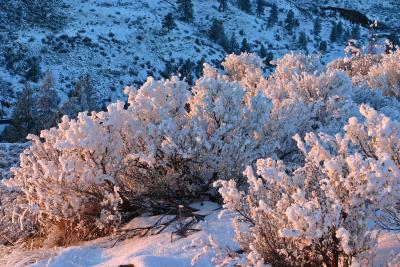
[2,0,396,118]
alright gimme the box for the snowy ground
[1,202,399,267]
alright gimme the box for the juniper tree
[218,0,228,12]
[267,3,278,27]
[179,59,193,85]
[238,0,251,13]
[313,19,321,37]
[220,31,230,51]
[209,19,224,42]
[284,10,297,35]
[9,82,37,141]
[259,44,272,66]
[351,25,360,39]
[330,23,338,42]
[162,12,176,32]
[177,0,193,22]
[336,21,343,38]
[256,0,265,16]
[240,38,251,52]
[72,75,97,112]
[298,31,308,50]
[265,51,274,66]
[25,57,41,82]
[60,75,97,119]
[36,71,60,131]
[161,60,175,78]
[259,44,267,59]
[228,32,239,54]
[318,40,327,53]
[195,58,205,77]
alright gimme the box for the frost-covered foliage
[2,127,122,247]
[329,44,400,100]
[265,53,358,159]
[216,105,400,266]
[2,50,400,251]
[367,50,400,99]
[0,54,274,247]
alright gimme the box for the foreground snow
[1,202,399,267]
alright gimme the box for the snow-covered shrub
[1,55,275,247]
[221,53,267,102]
[187,65,272,184]
[329,45,400,100]
[367,50,400,99]
[216,105,400,266]
[328,44,382,85]
[3,50,400,250]
[2,115,123,247]
[119,68,273,204]
[265,53,357,160]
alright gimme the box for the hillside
[1,0,399,127]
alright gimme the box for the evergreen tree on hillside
[267,3,278,27]
[240,38,251,52]
[330,23,338,42]
[161,61,175,79]
[195,58,205,77]
[298,31,308,50]
[177,0,193,22]
[259,44,272,66]
[284,10,298,35]
[73,75,97,112]
[220,30,230,51]
[238,0,251,13]
[313,19,321,37]
[209,19,224,42]
[336,21,343,38]
[351,25,361,39]
[318,40,328,53]
[179,59,193,85]
[36,71,60,131]
[60,75,97,119]
[265,51,274,66]
[7,82,37,141]
[209,19,229,50]
[256,0,265,16]
[218,0,228,12]
[162,12,176,32]
[25,57,41,82]
[259,44,267,59]
[228,32,239,54]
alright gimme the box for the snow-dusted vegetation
[2,0,400,266]
[1,46,400,266]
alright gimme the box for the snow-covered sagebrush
[215,105,400,266]
[0,54,274,247]
[329,45,400,100]
[1,49,400,255]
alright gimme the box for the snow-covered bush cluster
[330,45,400,100]
[0,54,274,247]
[216,104,400,266]
[1,48,400,258]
